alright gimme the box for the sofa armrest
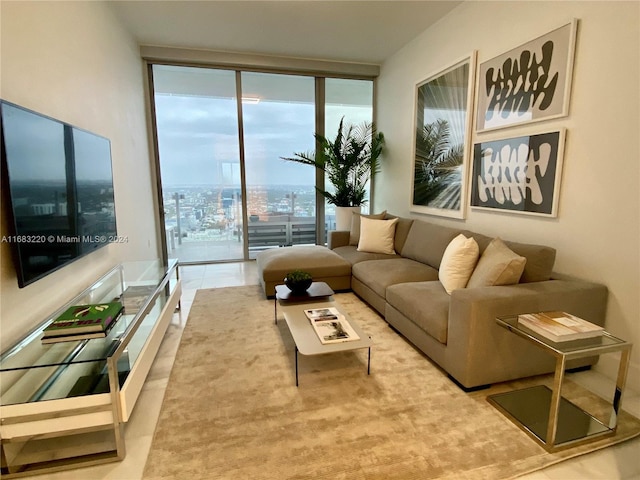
[445,279,608,387]
[328,230,350,250]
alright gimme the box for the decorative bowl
[284,270,312,294]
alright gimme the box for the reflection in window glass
[325,79,374,219]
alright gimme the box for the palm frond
[280,116,385,206]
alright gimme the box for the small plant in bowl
[284,270,313,294]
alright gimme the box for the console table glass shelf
[489,315,631,452]
[0,259,181,477]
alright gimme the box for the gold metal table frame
[489,315,632,451]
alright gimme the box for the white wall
[376,1,640,389]
[0,1,159,350]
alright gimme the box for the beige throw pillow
[467,237,526,288]
[438,234,480,294]
[349,210,387,245]
[357,217,398,255]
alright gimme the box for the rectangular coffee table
[275,286,372,386]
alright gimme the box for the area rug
[143,286,640,480]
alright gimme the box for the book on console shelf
[41,325,118,344]
[517,311,604,342]
[119,284,156,313]
[42,302,124,342]
[304,307,360,344]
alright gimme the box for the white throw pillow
[439,234,480,294]
[357,217,398,255]
[467,237,526,288]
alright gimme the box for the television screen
[1,100,117,288]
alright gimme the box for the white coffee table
[276,288,372,386]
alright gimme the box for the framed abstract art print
[411,52,476,219]
[470,129,566,217]
[476,19,578,133]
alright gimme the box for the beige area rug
[143,286,640,479]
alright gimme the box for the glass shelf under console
[0,258,179,405]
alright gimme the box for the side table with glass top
[489,315,632,451]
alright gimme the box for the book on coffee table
[517,311,604,342]
[305,308,360,344]
[304,307,341,323]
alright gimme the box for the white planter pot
[335,206,361,231]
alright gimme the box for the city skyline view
[152,65,372,262]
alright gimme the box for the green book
[43,302,123,337]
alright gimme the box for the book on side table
[42,302,124,343]
[304,307,360,344]
[517,311,604,342]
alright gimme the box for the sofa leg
[447,375,491,392]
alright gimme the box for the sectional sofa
[328,213,608,390]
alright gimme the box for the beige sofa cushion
[467,237,526,287]
[438,234,480,294]
[349,210,387,245]
[504,240,556,283]
[386,281,450,344]
[332,245,400,265]
[352,258,439,298]
[401,220,462,269]
[384,214,414,254]
[462,230,556,283]
[357,217,398,254]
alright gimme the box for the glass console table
[0,259,181,477]
[489,315,632,451]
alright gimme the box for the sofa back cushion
[349,210,387,245]
[466,237,526,287]
[462,229,556,283]
[384,214,414,254]
[401,220,462,269]
[503,240,556,283]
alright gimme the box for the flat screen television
[1,100,117,288]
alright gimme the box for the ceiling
[108,1,462,65]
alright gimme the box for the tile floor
[18,262,640,479]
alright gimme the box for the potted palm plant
[281,117,385,229]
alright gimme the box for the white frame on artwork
[410,52,477,219]
[476,19,578,133]
[469,128,567,217]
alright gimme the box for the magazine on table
[304,307,342,323]
[304,307,360,344]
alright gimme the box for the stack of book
[304,307,360,344]
[119,284,156,313]
[517,311,605,342]
[41,302,124,344]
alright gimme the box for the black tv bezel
[0,99,117,288]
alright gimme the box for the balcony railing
[166,215,336,262]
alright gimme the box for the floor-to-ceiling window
[153,65,243,262]
[150,65,374,264]
[324,78,374,223]
[241,72,316,259]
